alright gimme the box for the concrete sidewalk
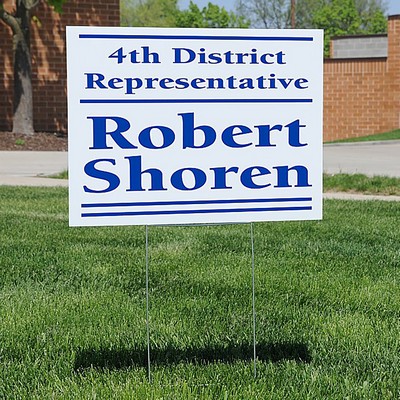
[324,140,400,178]
[323,192,400,201]
[0,151,68,187]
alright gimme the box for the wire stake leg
[145,225,151,382]
[251,222,257,378]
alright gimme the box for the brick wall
[0,0,120,133]
[324,15,400,141]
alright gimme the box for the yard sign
[67,27,323,227]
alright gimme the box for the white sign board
[67,27,323,227]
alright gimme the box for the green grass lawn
[48,169,68,180]
[327,128,400,143]
[0,186,399,399]
[324,173,400,196]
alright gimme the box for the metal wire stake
[251,222,257,378]
[145,225,151,383]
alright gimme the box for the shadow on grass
[74,342,311,371]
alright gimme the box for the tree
[121,0,248,29]
[176,1,248,28]
[354,0,387,33]
[0,0,67,135]
[121,0,178,27]
[236,0,291,28]
[235,0,387,55]
[309,0,387,55]
[295,0,324,29]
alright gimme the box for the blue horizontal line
[79,34,313,42]
[82,197,312,209]
[80,98,312,104]
[82,206,312,218]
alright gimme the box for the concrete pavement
[0,140,399,187]
[324,140,400,178]
[0,151,68,187]
[323,192,400,201]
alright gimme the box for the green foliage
[360,7,387,33]
[14,138,25,146]
[47,0,68,13]
[121,0,179,27]
[176,1,249,29]
[0,186,400,398]
[305,0,387,56]
[121,0,248,28]
[295,0,324,29]
[313,0,361,35]
[234,0,387,55]
[313,0,362,55]
[236,0,290,29]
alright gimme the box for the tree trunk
[291,0,296,29]
[12,1,34,135]
[0,1,35,134]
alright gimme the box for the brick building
[0,4,399,141]
[324,15,400,141]
[0,0,120,133]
